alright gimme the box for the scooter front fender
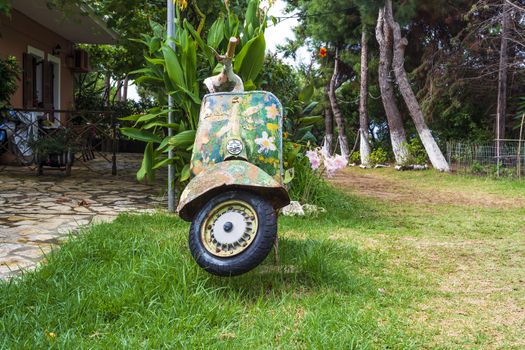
[177,160,290,221]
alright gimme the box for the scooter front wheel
[189,190,277,276]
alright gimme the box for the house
[0,0,117,111]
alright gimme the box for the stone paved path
[0,154,165,280]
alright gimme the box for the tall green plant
[0,56,20,109]
[121,0,270,186]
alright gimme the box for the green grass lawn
[1,169,524,349]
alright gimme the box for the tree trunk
[122,75,129,102]
[103,73,111,107]
[328,48,350,159]
[323,85,334,155]
[375,6,408,164]
[387,1,450,172]
[359,28,372,166]
[116,80,123,102]
[496,0,510,161]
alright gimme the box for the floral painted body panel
[191,91,284,182]
[177,160,290,221]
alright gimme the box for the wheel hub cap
[201,200,258,257]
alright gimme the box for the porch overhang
[12,0,118,44]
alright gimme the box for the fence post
[447,141,452,167]
[112,112,117,176]
[518,114,525,180]
[457,142,463,171]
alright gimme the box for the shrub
[470,161,484,175]
[405,138,429,165]
[349,151,360,165]
[0,56,20,109]
[368,147,389,166]
[288,155,333,206]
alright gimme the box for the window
[23,46,54,109]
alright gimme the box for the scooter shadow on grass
[204,236,379,300]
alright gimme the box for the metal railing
[0,108,119,175]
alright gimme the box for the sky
[127,0,308,101]
[264,0,311,65]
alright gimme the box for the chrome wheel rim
[201,200,258,257]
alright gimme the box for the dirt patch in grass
[331,168,525,209]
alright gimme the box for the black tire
[189,190,277,276]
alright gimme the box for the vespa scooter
[177,38,290,276]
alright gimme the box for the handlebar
[225,37,238,60]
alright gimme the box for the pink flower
[305,147,347,177]
[333,154,348,168]
[323,153,348,177]
[306,150,321,170]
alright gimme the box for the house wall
[0,10,75,110]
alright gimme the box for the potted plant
[28,128,76,175]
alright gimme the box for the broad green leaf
[135,76,163,85]
[183,39,197,92]
[145,57,165,66]
[137,111,166,123]
[157,136,171,151]
[119,114,141,121]
[149,19,164,38]
[180,164,191,182]
[152,157,178,170]
[120,128,162,143]
[244,79,256,91]
[136,164,146,182]
[207,18,225,49]
[234,33,266,82]
[143,122,179,130]
[213,63,223,75]
[226,12,239,38]
[149,37,162,55]
[184,20,215,68]
[300,130,317,143]
[284,141,301,164]
[298,80,314,103]
[128,68,154,76]
[298,116,323,127]
[302,101,319,115]
[137,142,154,182]
[169,84,201,105]
[129,38,148,46]
[244,0,260,42]
[168,130,196,148]
[162,45,186,90]
[283,168,295,184]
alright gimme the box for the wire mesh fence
[446,140,525,178]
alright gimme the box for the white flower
[255,131,277,153]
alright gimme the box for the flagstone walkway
[0,154,165,280]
